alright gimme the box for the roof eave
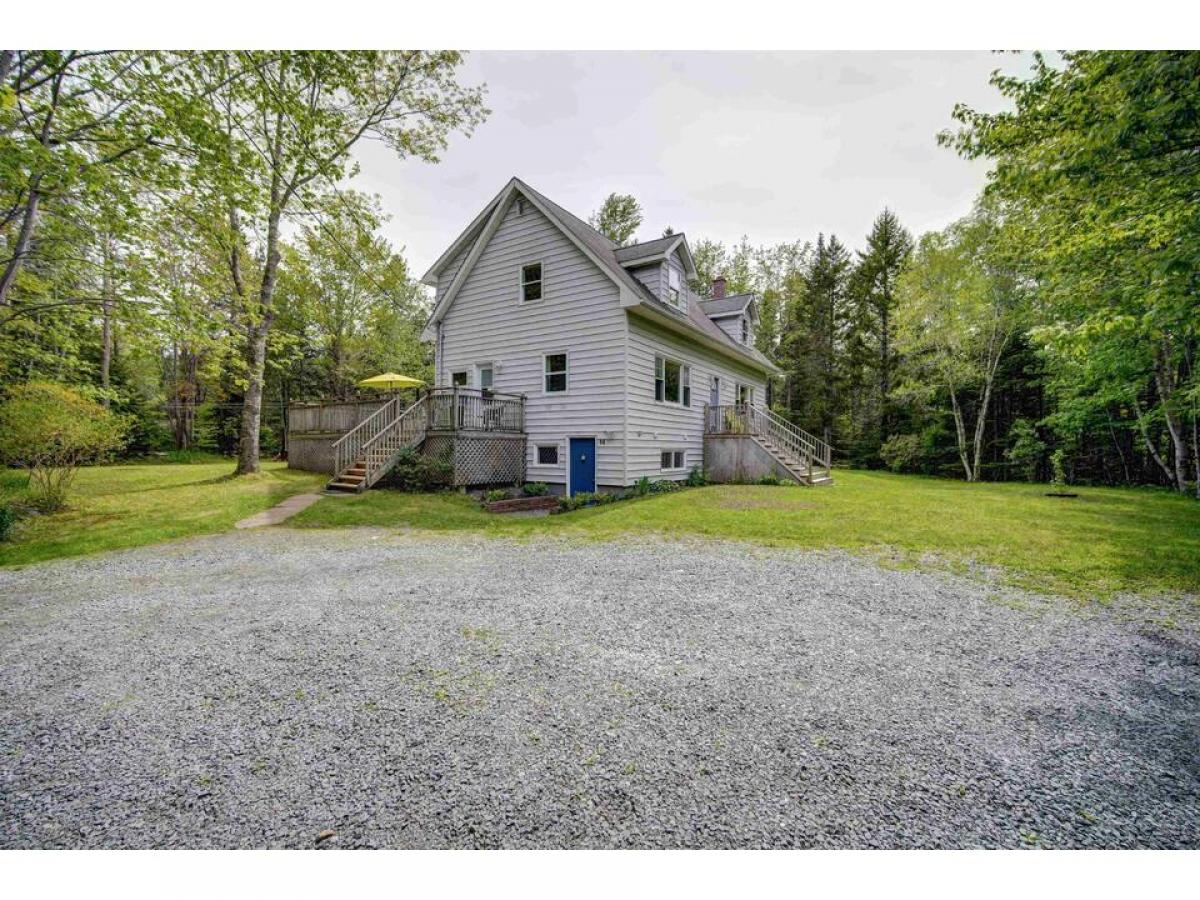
[626,300,781,377]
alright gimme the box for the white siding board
[625,315,767,483]
[439,199,627,487]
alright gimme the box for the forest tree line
[593,51,1198,494]
[2,50,1197,494]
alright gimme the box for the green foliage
[522,481,549,496]
[635,475,652,497]
[942,51,1198,494]
[483,489,509,504]
[0,383,127,510]
[380,448,453,493]
[879,434,923,474]
[0,502,17,542]
[684,466,708,487]
[1005,419,1046,482]
[588,193,643,246]
[757,473,784,486]
[1050,449,1069,489]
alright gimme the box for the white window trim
[736,383,754,406]
[654,355,691,407]
[535,443,561,467]
[474,362,494,390]
[519,260,545,304]
[542,351,569,396]
[659,448,687,472]
[667,266,682,308]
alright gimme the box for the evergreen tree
[848,209,913,455]
[779,234,853,445]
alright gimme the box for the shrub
[684,465,708,487]
[523,481,549,496]
[0,502,17,542]
[879,433,923,474]
[648,479,680,494]
[382,448,453,492]
[757,473,784,486]
[1006,419,1046,482]
[635,475,652,497]
[1050,448,1069,489]
[0,382,127,511]
[484,488,509,504]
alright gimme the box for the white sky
[349,51,1029,275]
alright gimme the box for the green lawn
[292,470,1200,599]
[3,462,1196,599]
[0,456,325,567]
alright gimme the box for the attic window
[667,267,681,307]
[741,316,749,344]
[520,262,543,302]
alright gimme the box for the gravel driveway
[2,528,1197,849]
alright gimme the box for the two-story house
[314,177,831,495]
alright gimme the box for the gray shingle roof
[613,234,684,263]
[698,294,755,317]
[433,178,777,376]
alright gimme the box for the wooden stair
[326,459,367,493]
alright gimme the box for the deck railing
[705,403,833,475]
[330,387,525,484]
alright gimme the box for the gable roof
[421,177,780,376]
[613,234,698,277]
[699,293,755,318]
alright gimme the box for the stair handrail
[359,394,430,488]
[749,404,833,473]
[331,395,400,479]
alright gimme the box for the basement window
[660,450,685,471]
[520,262,543,302]
[537,445,559,465]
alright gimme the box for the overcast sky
[349,52,1028,276]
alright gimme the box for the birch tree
[184,51,485,474]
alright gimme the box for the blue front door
[569,438,596,496]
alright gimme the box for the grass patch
[0,459,325,567]
[292,470,1200,598]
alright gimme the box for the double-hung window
[544,353,568,393]
[667,267,682,308]
[740,316,749,344]
[654,356,690,406]
[520,262,543,303]
[737,383,753,406]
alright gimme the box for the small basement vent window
[660,450,685,470]
[537,445,559,465]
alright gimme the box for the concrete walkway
[234,492,323,529]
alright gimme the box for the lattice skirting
[425,431,526,487]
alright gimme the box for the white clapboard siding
[625,314,767,483]
[439,197,627,487]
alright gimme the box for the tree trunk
[1153,341,1188,492]
[236,322,269,474]
[99,235,114,405]
[1132,394,1175,485]
[0,178,41,306]
[948,383,973,481]
[970,372,996,483]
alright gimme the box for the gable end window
[654,356,690,406]
[520,262,543,303]
[740,316,749,344]
[667,267,682,307]
[544,353,568,393]
[537,445,559,465]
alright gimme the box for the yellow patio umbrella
[357,372,425,391]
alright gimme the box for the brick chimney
[712,274,727,300]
